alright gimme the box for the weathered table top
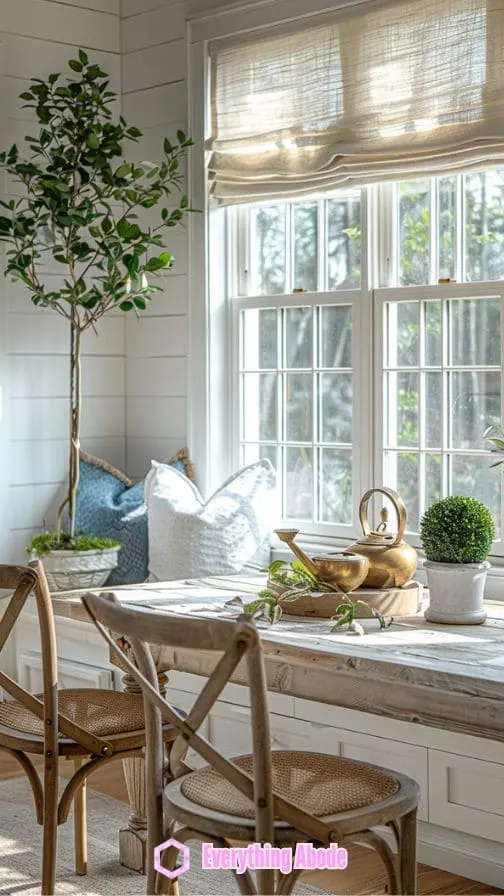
[51,575,504,743]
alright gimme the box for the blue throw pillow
[74,449,196,586]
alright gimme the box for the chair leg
[73,758,88,876]
[399,809,417,895]
[41,753,59,895]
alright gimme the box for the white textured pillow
[145,459,277,581]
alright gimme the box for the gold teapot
[274,529,369,593]
[345,487,418,589]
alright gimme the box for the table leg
[119,669,168,874]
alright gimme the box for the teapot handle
[359,487,407,546]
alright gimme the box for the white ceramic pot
[36,548,120,593]
[424,559,489,624]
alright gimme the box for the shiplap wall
[0,1,123,560]
[121,0,190,480]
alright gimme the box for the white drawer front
[337,729,428,821]
[429,750,504,842]
[209,702,335,757]
[18,650,112,691]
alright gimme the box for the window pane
[327,195,361,289]
[285,307,312,368]
[438,176,456,280]
[384,451,420,532]
[425,454,442,509]
[449,297,500,366]
[319,448,352,524]
[242,309,277,369]
[285,373,312,441]
[242,373,277,441]
[451,454,501,538]
[293,203,318,292]
[397,452,420,532]
[425,372,442,449]
[321,305,351,368]
[464,170,504,283]
[396,302,420,367]
[242,444,279,474]
[450,371,500,450]
[424,300,442,366]
[251,205,286,295]
[320,373,352,443]
[397,372,419,448]
[399,180,431,285]
[285,447,313,520]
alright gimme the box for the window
[227,170,504,546]
[192,0,504,553]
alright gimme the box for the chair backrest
[82,591,332,848]
[0,562,113,757]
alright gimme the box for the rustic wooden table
[52,574,504,872]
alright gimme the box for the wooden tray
[277,581,422,618]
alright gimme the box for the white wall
[0,1,123,561]
[121,0,191,480]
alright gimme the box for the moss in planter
[27,530,120,558]
[420,496,494,564]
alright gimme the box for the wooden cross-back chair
[0,561,180,895]
[82,590,420,896]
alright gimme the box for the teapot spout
[274,529,319,578]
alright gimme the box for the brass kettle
[345,487,418,589]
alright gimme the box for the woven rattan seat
[0,689,148,738]
[180,751,399,818]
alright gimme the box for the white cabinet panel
[18,650,112,692]
[337,728,428,821]
[209,701,339,758]
[429,750,504,842]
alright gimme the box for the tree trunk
[56,313,81,539]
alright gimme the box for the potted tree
[420,496,495,624]
[0,52,193,590]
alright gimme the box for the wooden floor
[0,753,502,895]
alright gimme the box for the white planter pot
[424,559,489,624]
[36,548,120,593]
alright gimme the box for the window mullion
[318,199,326,291]
[286,204,293,293]
[430,178,438,284]
[456,173,464,282]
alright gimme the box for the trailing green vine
[228,559,392,633]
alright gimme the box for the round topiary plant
[420,496,495,564]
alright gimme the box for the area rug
[0,778,330,895]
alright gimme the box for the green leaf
[119,300,133,311]
[115,164,130,179]
[69,59,83,73]
[79,49,89,66]
[19,92,34,102]
[87,133,100,150]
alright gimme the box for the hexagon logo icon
[154,837,190,880]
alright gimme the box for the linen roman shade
[207,0,504,204]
